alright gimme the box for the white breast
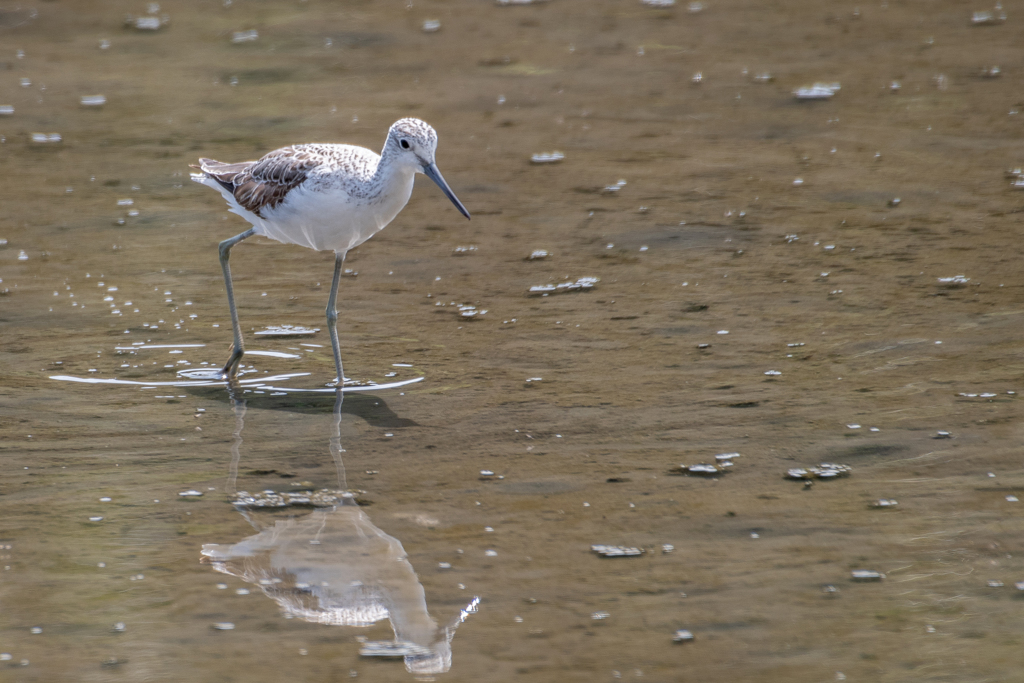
[254,165,416,253]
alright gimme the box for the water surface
[2,1,1024,681]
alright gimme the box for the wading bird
[192,118,470,383]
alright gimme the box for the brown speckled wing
[231,147,322,218]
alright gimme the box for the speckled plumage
[191,118,469,381]
[192,118,453,253]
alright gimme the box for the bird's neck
[369,152,416,196]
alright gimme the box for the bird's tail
[191,158,254,192]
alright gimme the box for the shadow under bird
[191,118,470,383]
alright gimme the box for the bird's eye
[399,139,411,150]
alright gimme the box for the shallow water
[3,0,1024,680]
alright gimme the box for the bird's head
[386,118,469,219]
[386,118,439,165]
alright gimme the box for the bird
[191,118,470,384]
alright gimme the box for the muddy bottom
[2,1,1024,681]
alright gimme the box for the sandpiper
[192,118,470,383]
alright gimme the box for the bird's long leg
[226,393,247,495]
[329,387,347,491]
[219,228,256,379]
[326,251,346,387]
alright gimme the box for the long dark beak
[423,162,470,220]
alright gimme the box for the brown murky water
[3,0,1024,680]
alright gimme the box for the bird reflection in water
[200,390,477,675]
